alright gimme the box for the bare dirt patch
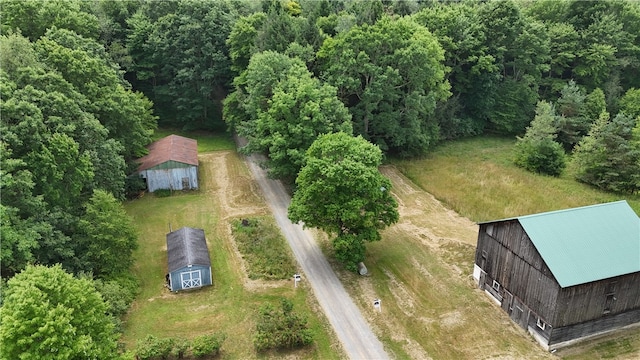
[200,152,267,219]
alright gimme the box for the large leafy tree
[475,0,550,134]
[288,132,399,270]
[412,3,494,139]
[317,16,449,156]
[0,0,100,41]
[0,31,144,276]
[0,265,119,359]
[227,51,352,180]
[36,27,155,159]
[127,0,246,130]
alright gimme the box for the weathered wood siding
[550,308,640,345]
[476,220,640,347]
[553,272,640,326]
[141,164,198,192]
[475,221,560,322]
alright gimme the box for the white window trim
[492,280,501,292]
[536,317,546,330]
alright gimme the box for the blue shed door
[181,269,202,289]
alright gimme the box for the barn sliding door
[181,270,202,289]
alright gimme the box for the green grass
[231,217,298,280]
[121,147,339,359]
[393,136,640,221]
[152,128,236,152]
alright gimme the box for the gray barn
[473,201,640,350]
[136,135,198,192]
[167,227,212,292]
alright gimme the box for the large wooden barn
[166,227,212,292]
[473,201,640,350]
[136,134,198,192]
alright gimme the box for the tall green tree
[572,111,640,193]
[475,0,550,133]
[513,101,566,176]
[288,132,399,270]
[127,0,245,130]
[1,0,100,41]
[413,3,493,139]
[0,265,119,359]
[619,88,640,119]
[227,51,352,180]
[317,16,449,156]
[36,28,156,158]
[76,190,138,277]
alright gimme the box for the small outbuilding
[166,227,212,292]
[136,134,198,192]
[473,200,640,350]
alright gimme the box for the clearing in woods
[125,146,639,359]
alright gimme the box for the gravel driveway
[245,153,390,360]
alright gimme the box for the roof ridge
[517,200,630,220]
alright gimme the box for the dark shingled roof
[137,134,198,172]
[167,227,211,272]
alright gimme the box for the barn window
[536,317,546,331]
[486,224,495,236]
[604,293,615,314]
[181,270,202,289]
[492,280,501,292]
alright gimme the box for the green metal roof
[516,201,640,288]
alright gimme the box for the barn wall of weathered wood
[553,272,640,326]
[475,220,640,347]
[475,221,560,322]
[141,165,198,192]
[550,308,640,345]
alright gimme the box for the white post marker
[373,299,381,312]
[293,273,301,288]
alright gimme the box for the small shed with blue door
[166,227,212,292]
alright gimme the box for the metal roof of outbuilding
[137,135,198,172]
[512,201,639,288]
[167,227,211,272]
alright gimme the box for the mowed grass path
[121,134,340,359]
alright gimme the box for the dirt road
[245,154,390,360]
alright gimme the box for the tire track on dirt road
[245,153,390,360]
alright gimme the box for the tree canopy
[0,265,120,360]
[317,15,449,156]
[288,132,399,270]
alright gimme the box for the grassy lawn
[121,133,340,359]
[392,136,640,221]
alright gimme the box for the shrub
[253,298,313,352]
[514,137,566,176]
[171,338,190,359]
[153,189,172,197]
[135,335,174,360]
[191,333,226,358]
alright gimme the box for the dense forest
[1,0,639,358]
